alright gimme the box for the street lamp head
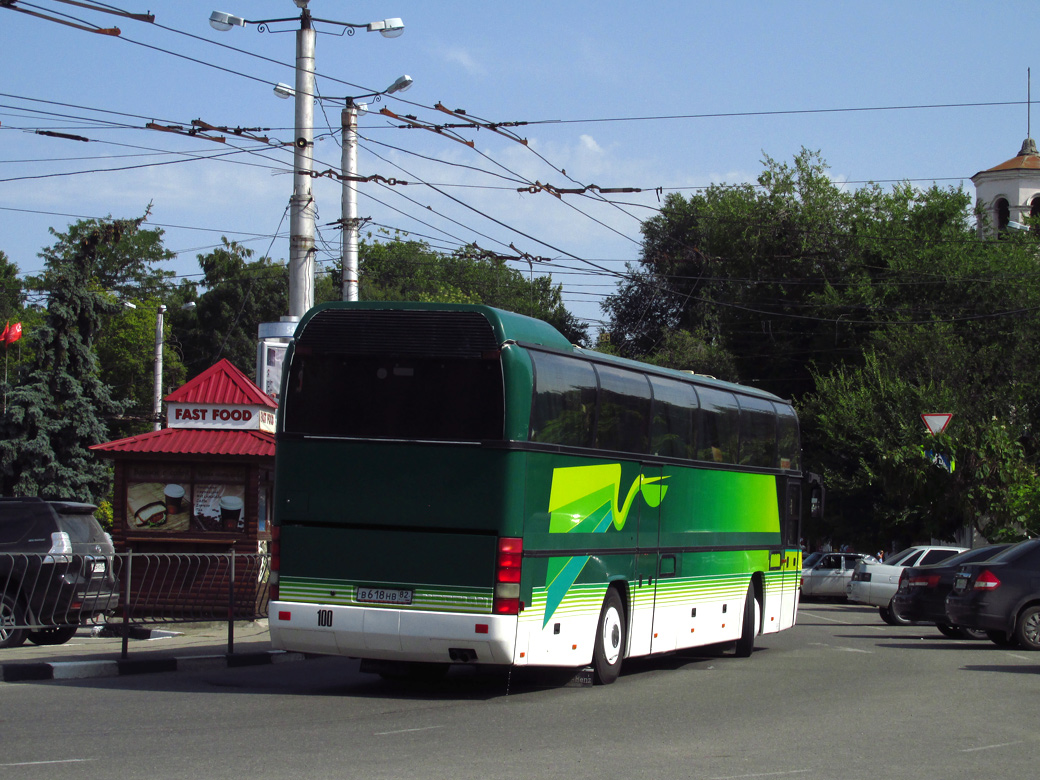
[385,75,413,95]
[209,10,246,31]
[292,0,309,8]
[273,82,295,99]
[367,18,404,38]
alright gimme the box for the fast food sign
[168,402,276,433]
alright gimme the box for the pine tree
[0,222,130,501]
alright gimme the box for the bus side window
[595,365,651,453]
[530,352,596,447]
[737,395,777,468]
[649,376,698,459]
[695,387,739,463]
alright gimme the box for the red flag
[0,322,7,343]
[5,322,21,345]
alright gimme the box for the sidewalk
[0,619,307,683]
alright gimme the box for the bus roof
[296,301,790,405]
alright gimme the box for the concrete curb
[0,649,307,683]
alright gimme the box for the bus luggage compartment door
[636,466,673,655]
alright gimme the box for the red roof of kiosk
[91,427,275,457]
[166,359,277,408]
[91,359,276,458]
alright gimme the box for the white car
[800,552,874,599]
[846,545,967,624]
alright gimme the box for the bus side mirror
[807,473,825,520]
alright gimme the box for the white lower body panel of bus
[269,600,520,665]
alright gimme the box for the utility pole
[288,5,316,317]
[341,99,360,301]
[209,3,405,317]
[336,76,412,301]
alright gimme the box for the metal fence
[1,552,271,656]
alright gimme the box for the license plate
[91,561,107,574]
[952,575,968,591]
[355,587,413,605]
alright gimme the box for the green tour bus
[268,302,819,683]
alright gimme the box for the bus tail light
[270,525,280,601]
[493,537,523,615]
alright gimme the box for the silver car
[847,545,967,624]
[800,552,874,599]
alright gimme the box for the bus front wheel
[592,589,626,685]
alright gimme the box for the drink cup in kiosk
[220,495,244,531]
[164,484,185,516]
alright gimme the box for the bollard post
[227,550,235,654]
[120,552,133,660]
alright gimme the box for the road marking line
[961,741,1024,753]
[802,612,851,624]
[710,770,810,779]
[1,759,98,767]
[374,726,446,736]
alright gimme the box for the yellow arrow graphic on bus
[543,464,668,625]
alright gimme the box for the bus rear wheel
[735,583,760,658]
[592,589,625,685]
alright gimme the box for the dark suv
[945,538,1040,649]
[0,498,119,648]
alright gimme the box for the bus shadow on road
[344,646,749,700]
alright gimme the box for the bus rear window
[282,355,504,441]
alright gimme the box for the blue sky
[1,1,1037,330]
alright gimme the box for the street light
[335,75,413,301]
[153,302,196,431]
[209,2,404,317]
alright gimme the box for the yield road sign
[921,413,952,435]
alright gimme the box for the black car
[945,538,1040,649]
[0,497,119,649]
[891,544,1010,639]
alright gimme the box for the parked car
[802,551,824,569]
[891,544,1011,639]
[945,538,1040,650]
[800,552,875,599]
[847,545,968,625]
[0,497,119,649]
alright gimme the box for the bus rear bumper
[269,600,519,665]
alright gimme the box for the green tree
[176,239,288,379]
[641,327,739,378]
[608,149,1040,545]
[0,221,131,501]
[0,250,24,320]
[802,348,1040,550]
[21,213,182,438]
[355,237,589,345]
[603,150,991,395]
[0,251,36,387]
[28,209,175,300]
[98,298,190,439]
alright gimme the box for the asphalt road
[3,601,1037,780]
